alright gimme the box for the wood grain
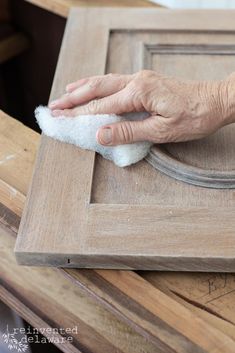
[1,213,159,353]
[2,111,235,351]
[0,110,40,194]
[1,192,235,352]
[2,3,235,352]
[24,0,158,18]
[147,144,235,189]
[15,8,235,270]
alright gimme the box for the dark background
[0,0,66,131]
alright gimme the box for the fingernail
[49,100,58,108]
[99,128,112,145]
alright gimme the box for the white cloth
[35,106,152,167]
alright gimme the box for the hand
[49,70,235,146]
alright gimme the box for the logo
[2,324,78,351]
[2,326,28,352]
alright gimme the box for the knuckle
[87,99,99,113]
[107,73,127,90]
[87,77,101,91]
[136,70,153,80]
[132,70,153,92]
[106,73,120,79]
[116,122,134,143]
[64,109,74,117]
[60,93,76,107]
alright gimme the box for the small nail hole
[67,258,70,264]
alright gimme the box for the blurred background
[0,0,65,132]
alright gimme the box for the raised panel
[106,30,235,188]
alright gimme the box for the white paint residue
[0,154,15,165]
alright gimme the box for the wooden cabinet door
[15,8,235,271]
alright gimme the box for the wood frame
[15,8,235,271]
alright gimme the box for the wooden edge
[24,0,159,18]
[13,251,235,272]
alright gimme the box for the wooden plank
[64,268,235,343]
[143,271,235,327]
[24,0,158,18]
[15,8,235,270]
[0,110,39,194]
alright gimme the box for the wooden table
[1,2,235,352]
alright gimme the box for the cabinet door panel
[15,8,235,271]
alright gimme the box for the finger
[96,115,173,145]
[51,88,131,117]
[51,108,78,117]
[73,88,134,116]
[66,77,89,93]
[49,73,132,110]
[96,118,152,145]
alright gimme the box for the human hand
[49,70,235,146]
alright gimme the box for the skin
[49,70,235,146]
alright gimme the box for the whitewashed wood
[15,8,235,270]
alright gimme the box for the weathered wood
[147,144,235,189]
[1,192,235,352]
[2,111,235,351]
[143,271,235,328]
[0,213,159,353]
[24,0,158,18]
[0,110,39,194]
[15,8,235,270]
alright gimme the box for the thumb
[96,119,152,146]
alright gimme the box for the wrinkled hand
[49,70,235,146]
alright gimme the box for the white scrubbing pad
[35,106,152,167]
